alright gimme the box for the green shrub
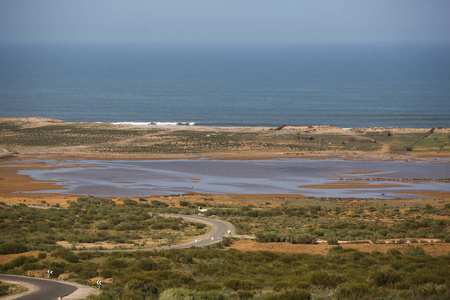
[167,272,195,287]
[387,248,402,256]
[159,288,225,300]
[265,289,311,300]
[150,200,169,208]
[122,199,138,206]
[327,237,339,245]
[237,290,253,300]
[399,283,449,299]
[135,259,157,271]
[368,270,402,287]
[52,248,79,263]
[195,223,207,230]
[308,271,342,288]
[223,279,256,291]
[255,233,283,243]
[334,283,372,299]
[0,283,10,296]
[179,201,192,207]
[293,234,317,244]
[0,242,28,254]
[328,245,344,253]
[404,246,426,256]
[273,281,291,291]
[95,222,111,230]
[124,279,158,296]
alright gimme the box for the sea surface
[0,42,449,128]
[12,159,450,198]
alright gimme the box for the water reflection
[14,159,449,199]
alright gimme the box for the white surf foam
[102,122,196,126]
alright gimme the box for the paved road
[75,213,236,252]
[1,212,234,299]
[8,204,236,251]
[158,214,235,249]
[0,274,77,300]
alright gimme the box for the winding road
[0,274,79,300]
[74,213,236,252]
[1,213,235,299]
[157,214,236,249]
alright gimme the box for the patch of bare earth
[228,240,450,256]
[0,251,40,264]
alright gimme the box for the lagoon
[14,159,450,199]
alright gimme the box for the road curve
[0,274,77,300]
[0,214,234,299]
[158,214,236,249]
[75,213,236,253]
[8,203,236,252]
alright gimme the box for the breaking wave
[100,122,197,126]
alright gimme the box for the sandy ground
[1,117,448,162]
[228,240,450,256]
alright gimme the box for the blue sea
[0,42,449,128]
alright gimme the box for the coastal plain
[1,118,449,299]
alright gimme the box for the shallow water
[13,159,449,199]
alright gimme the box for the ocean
[0,42,449,128]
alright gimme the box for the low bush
[0,242,28,254]
[368,270,402,287]
[265,289,311,300]
[0,282,10,296]
[308,271,343,288]
[223,278,256,291]
[334,283,372,300]
[52,248,79,263]
[404,246,426,256]
[150,200,169,208]
[159,288,225,300]
[327,236,339,245]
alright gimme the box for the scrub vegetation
[1,242,449,299]
[1,120,448,156]
[0,198,208,252]
[1,194,449,299]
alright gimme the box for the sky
[1,0,449,43]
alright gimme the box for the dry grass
[229,240,450,256]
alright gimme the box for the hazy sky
[1,0,449,43]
